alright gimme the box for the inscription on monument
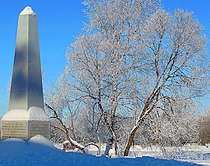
[28,121,50,138]
[1,121,28,139]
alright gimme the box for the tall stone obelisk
[1,6,50,140]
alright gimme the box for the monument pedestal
[1,107,50,140]
[1,121,50,140]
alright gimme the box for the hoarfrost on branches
[47,0,209,156]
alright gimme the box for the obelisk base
[1,120,50,140]
[0,107,50,140]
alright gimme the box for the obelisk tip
[20,6,36,16]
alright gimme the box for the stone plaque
[28,121,50,139]
[1,121,28,140]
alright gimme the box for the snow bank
[28,135,54,147]
[0,138,26,156]
[0,137,199,166]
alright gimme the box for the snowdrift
[0,135,199,166]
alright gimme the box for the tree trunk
[123,125,139,156]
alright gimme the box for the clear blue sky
[0,0,209,116]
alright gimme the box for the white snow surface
[20,6,36,16]
[0,136,200,166]
[28,135,54,147]
[2,107,49,121]
[28,107,49,121]
[108,148,116,158]
[1,109,28,120]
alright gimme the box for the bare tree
[68,0,160,154]
[45,75,86,151]
[199,107,210,145]
[45,74,102,153]
[135,96,200,148]
[48,0,209,156]
[123,9,208,155]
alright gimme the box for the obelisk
[1,6,50,140]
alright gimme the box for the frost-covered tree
[199,108,210,145]
[45,76,87,152]
[134,96,200,147]
[48,0,209,156]
[123,8,209,156]
[61,0,161,154]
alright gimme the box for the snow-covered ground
[0,135,206,166]
[127,145,210,166]
[85,144,210,165]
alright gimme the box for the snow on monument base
[1,107,50,140]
